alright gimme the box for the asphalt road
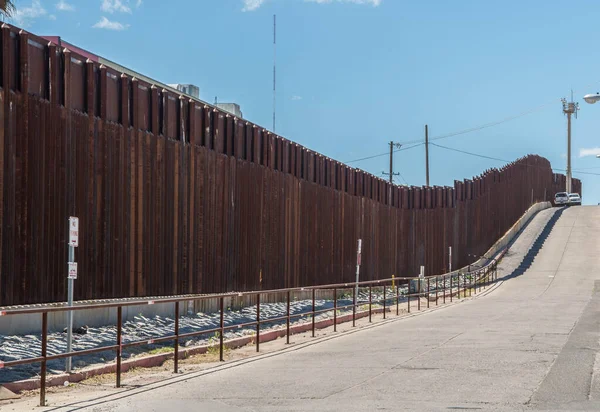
[10,206,600,411]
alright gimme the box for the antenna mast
[273,14,276,132]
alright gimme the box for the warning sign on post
[68,262,77,279]
[69,217,79,247]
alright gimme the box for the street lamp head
[597,154,600,158]
[583,93,600,104]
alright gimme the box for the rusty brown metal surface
[0,25,582,306]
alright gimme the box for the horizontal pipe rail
[0,259,499,407]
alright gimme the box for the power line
[430,142,600,177]
[344,142,423,164]
[429,143,509,163]
[342,80,600,167]
[393,174,409,186]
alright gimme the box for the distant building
[216,103,243,118]
[168,84,200,99]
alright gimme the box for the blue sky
[9,0,600,204]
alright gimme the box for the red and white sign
[69,217,79,247]
[68,262,78,279]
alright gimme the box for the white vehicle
[554,192,569,206]
[568,193,581,206]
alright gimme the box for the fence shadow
[503,207,566,280]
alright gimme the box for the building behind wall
[216,103,243,118]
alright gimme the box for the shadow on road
[503,207,566,281]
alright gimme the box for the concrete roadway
[22,206,600,411]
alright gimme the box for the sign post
[355,239,362,303]
[66,216,79,373]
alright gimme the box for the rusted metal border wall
[0,25,581,306]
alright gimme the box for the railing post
[312,288,316,336]
[407,281,411,313]
[333,288,337,331]
[287,290,291,343]
[116,306,122,388]
[450,274,453,302]
[417,278,421,311]
[443,275,446,304]
[40,312,48,407]
[219,297,224,361]
[383,285,386,319]
[352,285,356,327]
[368,285,372,322]
[435,276,438,306]
[396,284,399,316]
[256,293,260,352]
[427,278,430,309]
[174,302,179,373]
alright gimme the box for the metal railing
[0,260,499,406]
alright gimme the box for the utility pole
[382,141,401,204]
[562,97,579,193]
[425,125,430,187]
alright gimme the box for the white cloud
[93,16,130,30]
[101,0,132,13]
[242,0,267,11]
[10,0,47,27]
[49,14,57,20]
[291,95,302,100]
[578,147,600,158]
[56,0,75,11]
[136,0,143,6]
[305,0,382,5]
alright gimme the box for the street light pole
[562,98,579,193]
